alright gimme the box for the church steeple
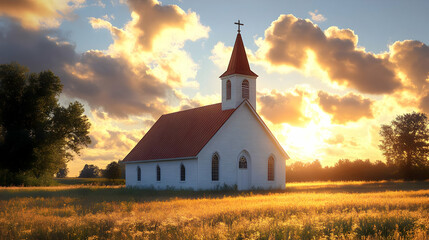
[219,32,258,78]
[220,21,258,111]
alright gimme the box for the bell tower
[220,20,258,111]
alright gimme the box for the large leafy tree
[379,112,429,179]
[103,161,121,180]
[0,63,91,185]
[79,164,100,178]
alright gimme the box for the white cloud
[308,9,326,22]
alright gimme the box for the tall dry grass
[1,181,429,239]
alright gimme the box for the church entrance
[237,155,250,190]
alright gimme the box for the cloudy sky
[1,0,429,176]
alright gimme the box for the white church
[123,24,289,190]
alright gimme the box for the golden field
[1,181,429,239]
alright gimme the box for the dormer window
[242,80,249,99]
[226,80,231,100]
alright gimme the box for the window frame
[156,165,161,182]
[137,166,141,181]
[226,80,231,100]
[242,80,249,99]
[239,156,247,169]
[180,163,186,181]
[212,153,219,181]
[268,156,275,181]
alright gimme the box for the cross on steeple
[234,20,243,33]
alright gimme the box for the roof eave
[124,156,198,164]
[219,70,258,78]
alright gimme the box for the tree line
[287,159,395,182]
[77,160,125,179]
[56,160,125,180]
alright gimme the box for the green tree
[379,112,429,179]
[79,164,100,178]
[104,161,121,180]
[0,63,91,185]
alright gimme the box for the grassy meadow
[1,181,429,239]
[54,177,125,186]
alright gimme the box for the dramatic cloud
[308,10,326,22]
[127,0,209,51]
[88,17,125,39]
[63,51,171,118]
[258,89,311,126]
[258,14,402,94]
[389,40,429,91]
[0,23,170,118]
[0,0,210,119]
[318,91,374,124]
[88,0,208,88]
[0,23,77,73]
[89,130,139,151]
[0,0,83,29]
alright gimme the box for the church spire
[219,21,258,78]
[220,21,258,111]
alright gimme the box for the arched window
[239,156,247,169]
[226,80,231,100]
[137,166,141,181]
[268,156,274,181]
[180,164,186,181]
[212,153,219,181]
[156,165,161,181]
[242,80,249,99]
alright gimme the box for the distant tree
[286,159,397,182]
[0,63,91,186]
[379,112,429,179]
[56,167,69,178]
[103,161,121,180]
[79,164,100,178]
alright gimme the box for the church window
[156,165,161,181]
[242,80,249,99]
[212,153,219,181]
[180,164,186,181]
[239,156,247,169]
[226,80,231,100]
[268,156,274,181]
[137,166,141,181]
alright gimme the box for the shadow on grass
[1,180,429,203]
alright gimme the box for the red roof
[123,103,236,162]
[220,33,258,78]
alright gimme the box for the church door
[237,155,250,190]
